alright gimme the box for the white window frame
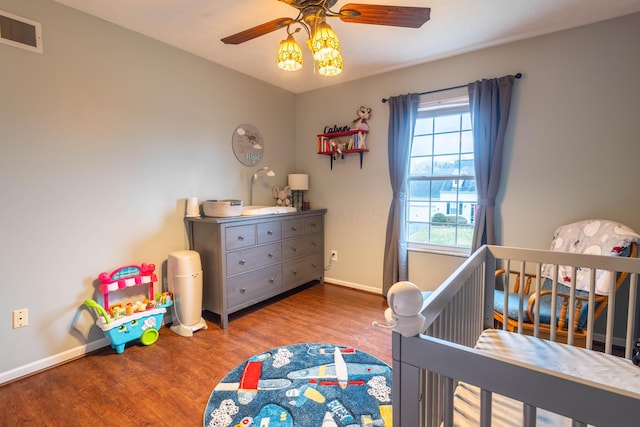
[407,87,476,256]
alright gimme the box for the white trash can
[168,250,207,337]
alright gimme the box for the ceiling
[52,0,640,94]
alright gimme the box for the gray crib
[393,245,640,427]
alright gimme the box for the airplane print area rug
[203,343,392,427]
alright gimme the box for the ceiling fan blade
[221,18,293,45]
[338,3,431,28]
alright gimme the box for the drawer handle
[291,226,297,231]
[310,223,317,228]
[268,252,274,257]
[267,230,273,235]
[311,242,317,247]
[239,259,246,265]
[269,277,275,283]
[292,247,297,252]
[240,288,246,294]
[312,263,317,268]
[238,235,245,241]
[292,270,297,276]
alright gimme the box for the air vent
[0,10,42,53]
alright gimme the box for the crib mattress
[452,329,640,427]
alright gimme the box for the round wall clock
[232,123,264,166]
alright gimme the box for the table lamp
[288,174,309,211]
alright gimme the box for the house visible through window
[407,87,476,252]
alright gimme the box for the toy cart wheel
[140,328,159,346]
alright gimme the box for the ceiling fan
[221,1,431,76]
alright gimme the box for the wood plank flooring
[0,282,391,426]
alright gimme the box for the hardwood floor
[0,282,391,426]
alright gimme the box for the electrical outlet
[13,308,28,328]
[331,250,338,261]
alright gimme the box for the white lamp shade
[288,174,309,190]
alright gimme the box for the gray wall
[297,12,640,291]
[2,0,640,381]
[0,0,296,380]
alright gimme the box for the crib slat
[518,261,526,334]
[549,266,558,342]
[532,263,542,338]
[605,272,616,354]
[625,274,638,358]
[502,259,511,332]
[480,389,492,427]
[523,404,536,427]
[424,370,437,427]
[585,269,597,350]
[566,266,578,346]
[443,377,454,427]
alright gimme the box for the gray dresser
[186,209,325,328]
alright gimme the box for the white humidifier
[168,250,207,337]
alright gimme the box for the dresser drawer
[282,218,305,239]
[225,224,256,251]
[304,216,323,234]
[282,234,322,260]
[227,265,282,309]
[226,242,281,276]
[282,253,323,288]
[257,220,281,244]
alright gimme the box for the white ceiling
[52,0,640,94]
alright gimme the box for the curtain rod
[381,72,522,103]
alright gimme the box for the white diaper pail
[168,250,207,337]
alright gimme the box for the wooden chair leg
[572,301,582,331]
[558,300,568,330]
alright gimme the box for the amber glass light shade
[309,21,340,61]
[317,53,343,76]
[277,34,303,71]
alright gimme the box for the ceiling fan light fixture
[221,2,431,79]
[317,53,343,77]
[276,34,304,71]
[309,21,340,61]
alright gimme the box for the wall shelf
[317,130,369,170]
[318,148,369,170]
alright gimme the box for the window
[407,87,477,252]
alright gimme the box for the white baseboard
[1,288,380,385]
[592,332,628,348]
[324,277,383,295]
[1,315,178,385]
[0,337,110,385]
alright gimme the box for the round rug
[203,343,392,427]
